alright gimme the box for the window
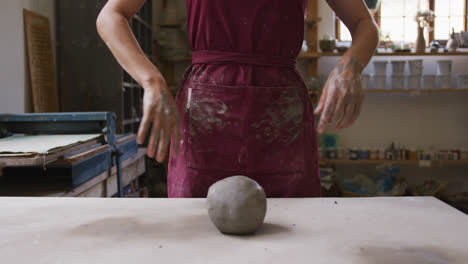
[434,0,466,39]
[336,0,467,43]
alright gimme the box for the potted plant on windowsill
[376,32,395,53]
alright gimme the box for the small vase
[446,28,459,52]
[415,27,426,53]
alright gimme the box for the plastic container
[359,150,370,160]
[361,74,370,90]
[456,75,468,89]
[373,61,388,75]
[337,148,347,159]
[348,148,359,160]
[326,148,338,159]
[391,61,406,75]
[408,60,423,75]
[461,148,468,160]
[408,149,418,160]
[378,148,386,160]
[437,60,452,75]
[422,75,436,90]
[401,149,409,160]
[373,75,387,89]
[437,75,451,89]
[406,75,421,90]
[439,150,449,160]
[391,75,405,90]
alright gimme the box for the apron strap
[192,50,297,68]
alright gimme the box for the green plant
[379,32,394,50]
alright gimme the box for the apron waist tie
[192,50,296,68]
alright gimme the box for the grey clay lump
[206,176,267,235]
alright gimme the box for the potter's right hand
[314,56,364,133]
[137,77,181,163]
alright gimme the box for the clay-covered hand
[137,79,181,163]
[314,56,364,133]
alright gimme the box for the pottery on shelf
[446,28,459,52]
[319,39,336,52]
[430,41,440,53]
[415,27,426,53]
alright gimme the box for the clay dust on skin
[141,87,180,156]
[317,55,364,131]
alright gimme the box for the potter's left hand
[314,56,364,133]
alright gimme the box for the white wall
[0,0,55,114]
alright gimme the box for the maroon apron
[167,0,321,197]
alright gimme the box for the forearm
[97,8,164,90]
[340,17,379,71]
[316,0,376,132]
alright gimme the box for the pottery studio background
[0,0,467,211]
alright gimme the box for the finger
[345,92,365,128]
[314,84,329,115]
[317,90,337,134]
[157,112,171,163]
[147,115,161,158]
[333,93,348,130]
[137,111,152,145]
[336,95,356,129]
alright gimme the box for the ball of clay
[207,176,267,235]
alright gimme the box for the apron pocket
[246,85,306,174]
[185,84,248,172]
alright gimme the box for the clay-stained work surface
[0,197,467,264]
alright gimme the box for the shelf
[366,89,468,93]
[133,15,152,30]
[157,22,182,28]
[164,54,320,61]
[298,52,320,59]
[308,90,321,95]
[162,51,468,62]
[308,89,468,95]
[320,159,468,166]
[160,56,192,62]
[123,117,141,126]
[319,51,468,57]
[123,82,140,89]
[305,17,322,25]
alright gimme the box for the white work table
[0,197,467,264]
